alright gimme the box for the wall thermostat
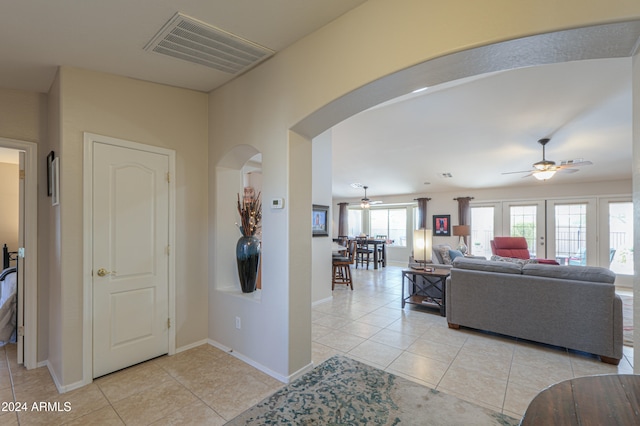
[271,198,284,209]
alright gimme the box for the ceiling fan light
[533,170,556,180]
[361,201,370,209]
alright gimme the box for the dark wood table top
[403,268,451,277]
[520,374,640,425]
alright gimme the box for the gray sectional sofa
[445,257,623,364]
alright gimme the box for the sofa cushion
[452,257,522,274]
[522,263,616,284]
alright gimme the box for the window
[347,209,362,237]
[370,208,407,247]
[510,205,537,257]
[471,206,494,258]
[609,202,633,275]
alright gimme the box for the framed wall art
[312,204,329,237]
[433,214,451,237]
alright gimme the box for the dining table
[358,238,387,269]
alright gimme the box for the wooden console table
[520,374,640,425]
[401,268,450,316]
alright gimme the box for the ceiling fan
[502,138,592,181]
[359,185,382,208]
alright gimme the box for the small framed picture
[312,204,329,237]
[433,214,451,237]
[47,151,55,197]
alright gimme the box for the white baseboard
[45,361,87,394]
[207,339,313,384]
[176,339,208,353]
[312,296,332,307]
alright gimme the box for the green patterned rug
[226,355,519,425]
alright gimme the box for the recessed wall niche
[214,145,262,292]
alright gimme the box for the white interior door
[92,142,170,378]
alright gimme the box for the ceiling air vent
[144,12,275,74]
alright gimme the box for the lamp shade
[413,228,433,263]
[452,225,470,237]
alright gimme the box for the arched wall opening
[297,20,640,369]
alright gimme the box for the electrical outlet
[235,316,241,329]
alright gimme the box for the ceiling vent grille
[144,12,274,74]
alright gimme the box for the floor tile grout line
[154,356,235,422]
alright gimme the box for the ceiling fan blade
[556,168,579,174]
[557,160,592,168]
[502,170,533,175]
[370,200,383,204]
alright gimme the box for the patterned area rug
[621,294,633,347]
[226,355,519,425]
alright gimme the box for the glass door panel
[546,199,596,266]
[470,206,495,258]
[608,201,633,275]
[554,203,587,265]
[503,201,546,258]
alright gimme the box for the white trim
[0,138,37,370]
[312,296,332,307]
[176,339,208,353]
[82,132,176,387]
[45,360,85,394]
[207,339,313,384]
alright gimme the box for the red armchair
[490,237,559,265]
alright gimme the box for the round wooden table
[520,374,640,425]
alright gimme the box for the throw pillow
[448,249,464,261]
[490,255,538,266]
[439,246,453,264]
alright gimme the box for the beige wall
[52,67,209,387]
[208,0,640,379]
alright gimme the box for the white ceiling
[331,57,633,199]
[0,2,635,200]
[0,0,367,93]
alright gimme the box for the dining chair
[374,235,387,267]
[332,240,356,290]
[355,237,373,269]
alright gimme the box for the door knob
[96,268,115,277]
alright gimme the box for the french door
[502,199,596,264]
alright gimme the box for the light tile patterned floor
[0,263,633,424]
[314,263,634,419]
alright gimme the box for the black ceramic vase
[236,235,261,293]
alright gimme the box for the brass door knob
[96,268,115,277]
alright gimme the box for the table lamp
[452,225,470,255]
[413,228,433,269]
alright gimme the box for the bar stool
[332,240,356,290]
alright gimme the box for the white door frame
[0,137,37,370]
[82,133,176,386]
